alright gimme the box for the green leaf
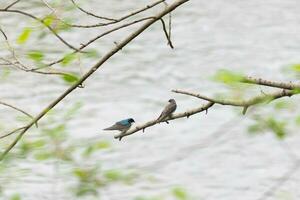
[172,187,188,200]
[42,15,55,26]
[292,88,300,94]
[17,27,32,44]
[34,152,52,160]
[266,118,286,139]
[274,100,289,110]
[75,184,98,197]
[290,64,300,72]
[84,49,99,58]
[295,116,300,125]
[104,170,123,181]
[61,53,77,66]
[95,141,111,149]
[31,140,46,148]
[27,51,44,62]
[214,70,244,84]
[248,124,264,134]
[61,73,79,83]
[10,194,21,200]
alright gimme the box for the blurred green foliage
[17,28,32,44]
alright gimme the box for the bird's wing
[157,102,177,121]
[103,123,125,131]
[118,119,129,126]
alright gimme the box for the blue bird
[157,99,177,123]
[103,118,135,133]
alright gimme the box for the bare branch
[160,18,174,49]
[115,86,297,140]
[50,0,166,28]
[115,102,214,140]
[172,89,295,114]
[3,0,21,10]
[242,76,300,90]
[70,0,118,21]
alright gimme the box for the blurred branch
[256,160,300,200]
[0,0,190,161]
[114,102,214,140]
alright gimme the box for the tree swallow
[103,118,135,133]
[157,99,177,123]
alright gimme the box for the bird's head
[168,99,175,103]
[128,118,135,123]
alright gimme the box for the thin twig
[160,18,174,48]
[3,0,21,10]
[0,126,26,139]
[0,101,34,119]
[51,0,166,28]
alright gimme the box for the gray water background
[1,0,300,199]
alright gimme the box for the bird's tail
[156,114,163,123]
[103,126,114,131]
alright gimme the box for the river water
[1,0,300,199]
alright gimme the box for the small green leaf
[266,118,286,139]
[274,100,289,110]
[61,53,77,66]
[17,27,32,44]
[84,49,99,58]
[292,88,300,94]
[214,70,244,84]
[10,194,21,200]
[248,124,264,134]
[95,141,111,149]
[42,15,55,26]
[104,170,123,181]
[34,152,52,160]
[290,64,300,72]
[172,187,188,200]
[61,74,79,83]
[295,116,300,125]
[27,51,44,62]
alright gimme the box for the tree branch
[172,89,295,114]
[114,102,214,140]
[242,76,300,90]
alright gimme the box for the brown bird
[157,99,177,123]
